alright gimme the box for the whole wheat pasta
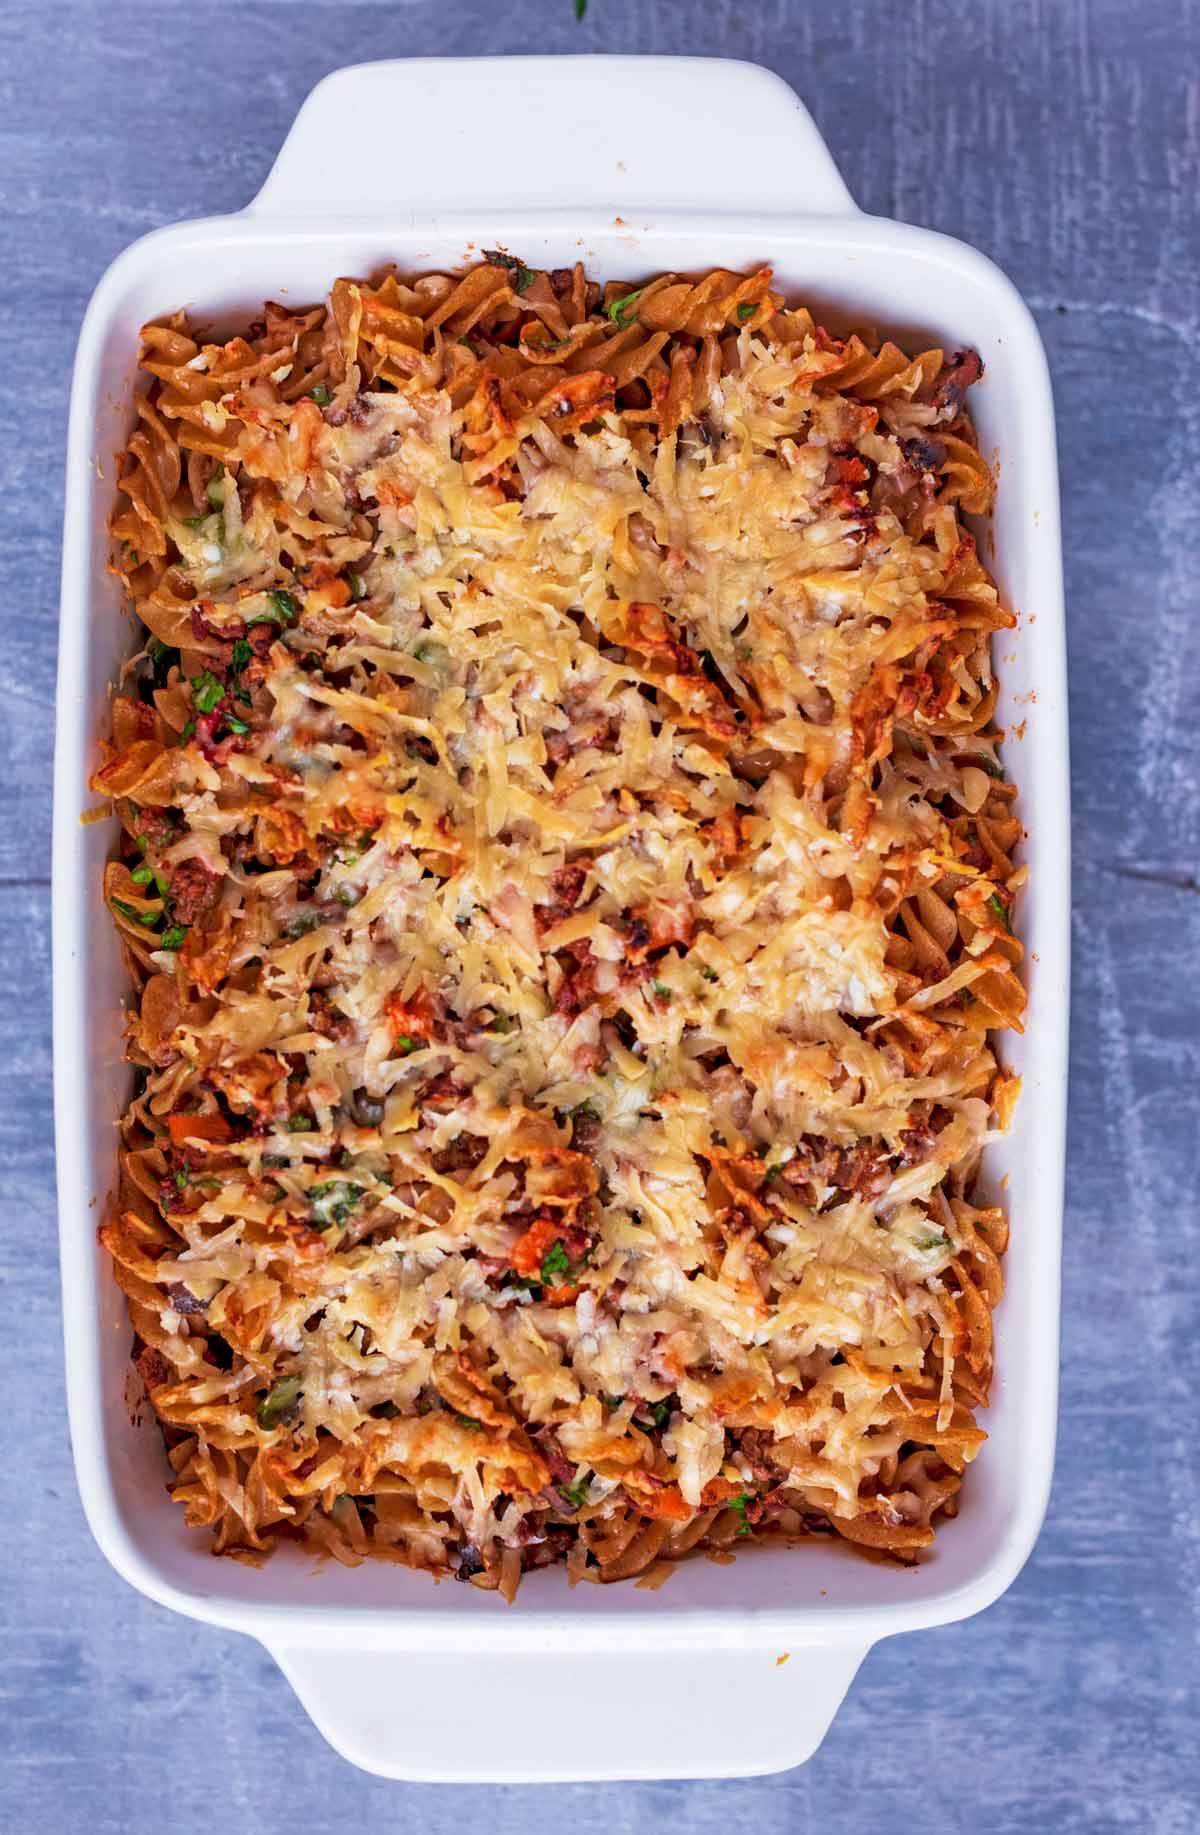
[92,260,1023,1590]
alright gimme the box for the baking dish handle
[249,57,857,220]
[266,1636,869,1781]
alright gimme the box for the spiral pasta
[93,260,1024,1592]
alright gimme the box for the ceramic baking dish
[53,54,1069,1782]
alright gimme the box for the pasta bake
[93,258,1025,1593]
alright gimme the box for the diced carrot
[167,1112,232,1146]
[510,1212,559,1278]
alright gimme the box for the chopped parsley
[309,1180,364,1228]
[190,670,225,714]
[603,286,645,330]
[987,893,1012,931]
[561,1474,592,1511]
[225,715,250,736]
[310,383,332,406]
[483,250,536,295]
[736,303,758,322]
[287,1113,314,1133]
[159,926,188,951]
[640,1396,673,1431]
[231,637,252,676]
[285,913,321,938]
[257,1376,302,1430]
[453,1413,483,1430]
[917,1230,952,1253]
[651,980,672,1002]
[248,588,299,628]
[539,1240,572,1284]
[728,1492,753,1535]
[394,1034,422,1056]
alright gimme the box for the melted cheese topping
[101,280,1021,1582]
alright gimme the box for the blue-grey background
[3,1,1197,1829]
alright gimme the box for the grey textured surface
[3,0,1199,1829]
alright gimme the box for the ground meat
[898,1122,938,1166]
[136,1345,173,1391]
[191,602,247,645]
[168,858,222,924]
[535,862,588,933]
[830,1141,893,1196]
[309,992,353,1042]
[932,348,984,415]
[554,941,599,1016]
[735,1429,779,1484]
[126,803,176,850]
[430,1134,488,1175]
[533,1430,579,1487]
[166,1281,208,1316]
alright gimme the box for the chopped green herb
[736,303,758,322]
[539,1241,572,1284]
[561,1474,592,1511]
[191,670,225,714]
[602,1393,625,1410]
[348,571,368,602]
[173,1168,190,1190]
[285,913,320,938]
[310,383,332,407]
[700,966,719,982]
[160,926,188,951]
[287,1113,314,1133]
[333,885,360,907]
[976,753,1006,780]
[454,1413,483,1430]
[111,897,158,928]
[987,893,1012,931]
[147,635,175,669]
[651,980,672,1002]
[257,1376,302,1430]
[130,864,154,886]
[917,1230,952,1253]
[603,286,646,330]
[729,1491,752,1535]
[248,589,299,628]
[482,250,536,294]
[640,1396,673,1431]
[231,637,253,676]
[394,1034,422,1056]
[309,1180,364,1228]
[178,720,196,744]
[575,0,587,17]
[225,715,250,736]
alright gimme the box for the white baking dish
[53,55,1069,1783]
